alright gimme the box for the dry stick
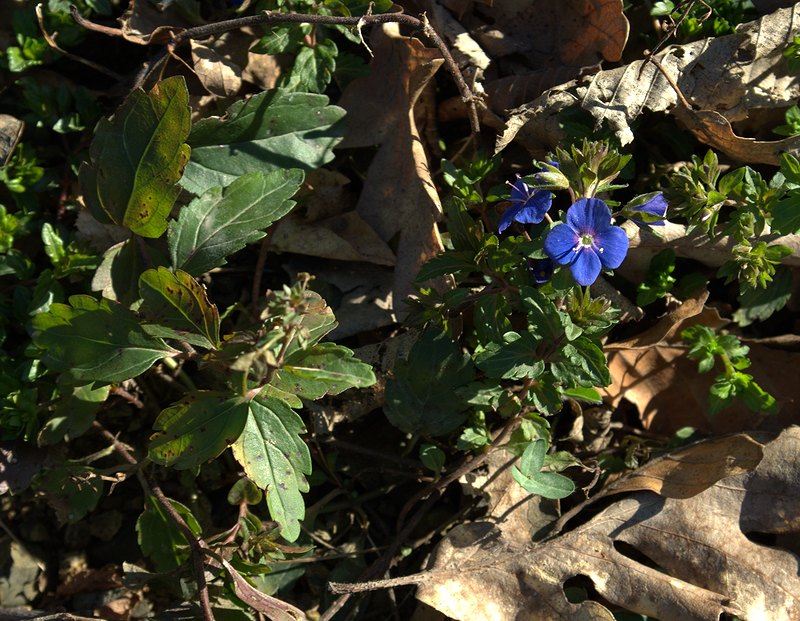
[320,414,521,620]
[92,421,216,621]
[69,6,481,134]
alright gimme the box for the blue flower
[543,198,629,286]
[498,178,553,233]
[628,193,668,226]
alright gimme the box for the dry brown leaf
[498,4,800,153]
[674,107,800,165]
[431,0,627,114]
[411,428,800,620]
[619,220,800,281]
[190,40,242,97]
[337,24,445,311]
[0,113,23,166]
[272,212,396,266]
[602,433,763,498]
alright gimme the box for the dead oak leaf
[411,428,799,620]
[337,24,445,311]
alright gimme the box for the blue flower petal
[634,193,668,226]
[571,248,602,286]
[596,225,629,268]
[566,198,611,236]
[498,203,524,233]
[544,223,579,264]
[510,180,533,203]
[530,258,554,284]
[513,190,552,225]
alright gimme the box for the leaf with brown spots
[148,392,249,470]
[78,76,191,238]
[139,266,221,349]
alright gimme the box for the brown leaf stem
[92,421,216,621]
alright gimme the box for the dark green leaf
[419,444,445,473]
[34,464,104,523]
[227,478,263,505]
[78,76,191,237]
[231,397,311,542]
[250,25,309,55]
[136,496,202,572]
[38,383,110,445]
[773,193,800,234]
[148,393,249,469]
[474,294,512,343]
[169,169,303,275]
[139,267,220,348]
[32,295,176,382]
[553,336,610,387]
[521,286,564,341]
[269,342,376,400]
[415,251,475,282]
[473,331,544,380]
[181,90,345,195]
[384,329,475,436]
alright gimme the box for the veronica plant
[394,140,670,499]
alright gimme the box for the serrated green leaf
[136,496,202,572]
[250,24,309,55]
[148,393,249,469]
[139,267,220,348]
[473,331,544,380]
[181,89,345,195]
[32,295,177,382]
[269,342,376,400]
[78,76,190,237]
[231,397,311,542]
[553,336,611,387]
[384,329,475,436]
[521,286,564,341]
[169,169,303,275]
[474,294,512,343]
[280,40,337,94]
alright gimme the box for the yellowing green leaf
[79,76,191,238]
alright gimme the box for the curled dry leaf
[412,428,799,621]
[118,0,188,45]
[337,23,445,311]
[190,41,242,97]
[498,4,800,155]
[0,113,23,166]
[673,107,800,165]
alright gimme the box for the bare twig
[69,6,481,134]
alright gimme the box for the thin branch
[70,6,481,134]
[93,421,216,621]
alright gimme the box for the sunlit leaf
[269,343,376,400]
[139,267,220,348]
[169,169,303,275]
[148,392,249,469]
[231,397,312,542]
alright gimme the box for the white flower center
[577,233,603,253]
